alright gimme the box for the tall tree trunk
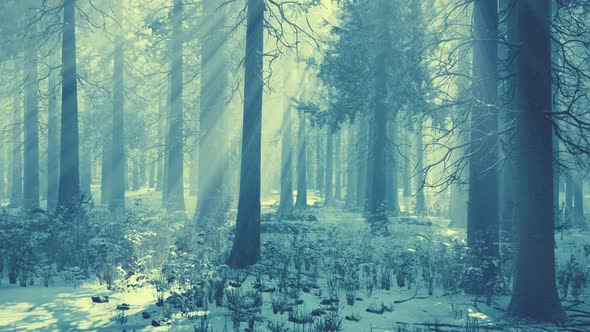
[0,136,5,198]
[139,152,146,187]
[80,137,92,198]
[100,103,111,206]
[47,70,59,212]
[466,0,500,295]
[334,131,342,201]
[227,0,264,268]
[165,0,186,212]
[57,0,81,212]
[386,116,400,214]
[499,0,515,243]
[194,0,229,221]
[148,157,155,188]
[156,98,164,192]
[573,173,585,228]
[306,129,314,194]
[324,130,334,206]
[345,125,357,207]
[23,21,40,211]
[295,113,308,209]
[367,0,389,224]
[316,129,324,195]
[356,117,368,208]
[565,173,574,220]
[507,0,566,322]
[161,92,170,206]
[279,99,293,215]
[401,128,411,199]
[110,41,125,211]
[132,154,140,191]
[11,85,23,208]
[448,122,469,228]
[414,120,425,214]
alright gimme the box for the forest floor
[1,188,590,331]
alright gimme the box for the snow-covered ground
[1,188,590,331]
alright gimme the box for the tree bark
[46,70,59,212]
[279,97,294,215]
[156,98,165,193]
[11,84,23,208]
[23,20,40,211]
[356,117,368,209]
[324,130,334,206]
[100,103,111,206]
[507,0,567,322]
[345,125,357,208]
[499,0,515,244]
[227,0,264,268]
[110,40,125,211]
[572,173,585,228]
[57,0,81,212]
[466,0,500,295]
[414,120,425,215]
[165,0,186,212]
[316,129,324,195]
[367,0,389,224]
[386,116,400,214]
[295,113,308,209]
[334,131,342,201]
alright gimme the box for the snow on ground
[1,188,590,331]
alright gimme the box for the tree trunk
[165,0,186,212]
[565,173,573,220]
[11,85,23,208]
[507,0,567,322]
[156,99,164,192]
[0,137,4,198]
[466,0,500,295]
[386,116,400,214]
[161,93,170,206]
[23,21,40,211]
[573,173,585,228]
[227,0,264,268]
[148,157,155,188]
[279,98,294,215]
[57,0,81,212]
[414,120,425,215]
[356,117,368,209]
[316,129,324,195]
[295,113,308,209]
[448,122,469,228]
[132,154,140,191]
[402,128,411,199]
[47,70,59,212]
[334,131,342,201]
[499,0,515,244]
[345,125,357,208]
[367,0,389,224]
[100,104,111,206]
[110,41,126,211]
[80,135,92,198]
[324,130,334,206]
[139,152,146,187]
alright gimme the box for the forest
[0,0,589,331]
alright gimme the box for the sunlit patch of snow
[467,308,489,320]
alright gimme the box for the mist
[0,0,589,330]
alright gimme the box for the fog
[0,0,589,330]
